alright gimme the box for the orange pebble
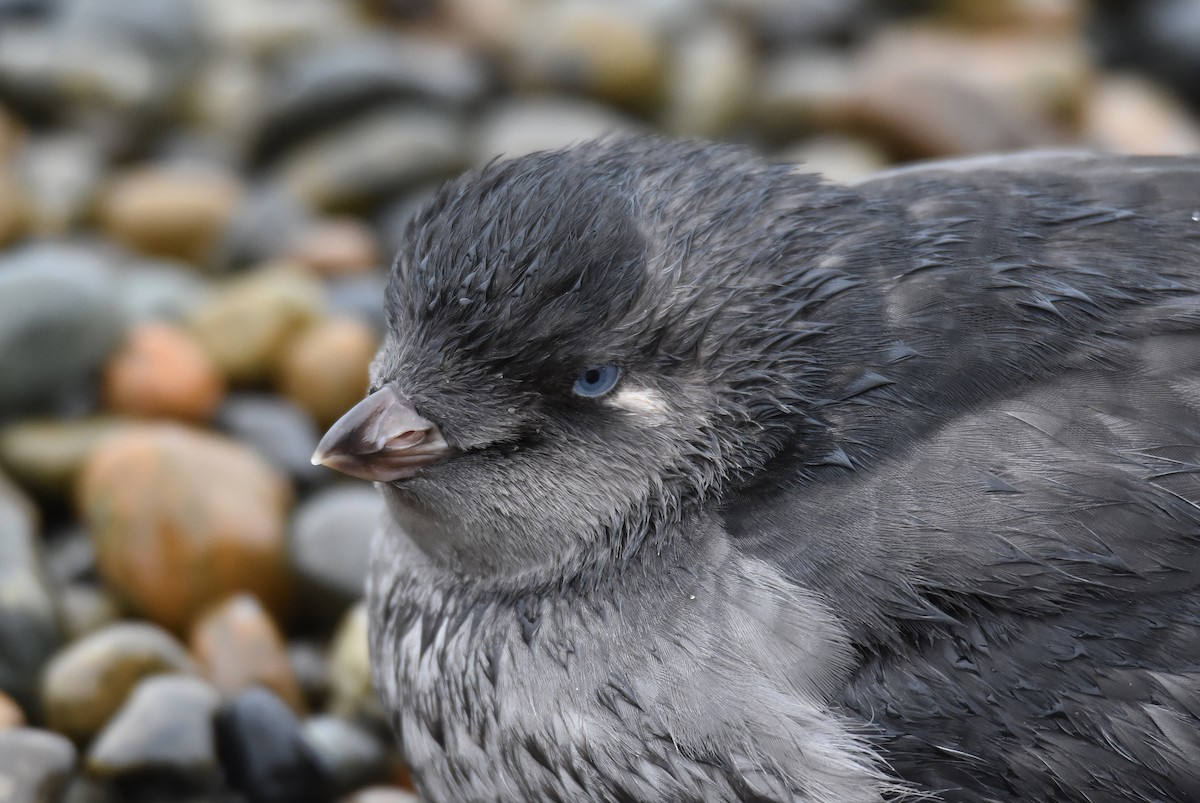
[103,323,226,422]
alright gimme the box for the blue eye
[573,365,621,397]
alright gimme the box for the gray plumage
[315,138,1200,802]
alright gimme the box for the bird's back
[727,153,1200,801]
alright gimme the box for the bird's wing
[723,154,1200,800]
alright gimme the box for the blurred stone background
[0,0,1198,801]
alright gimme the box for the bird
[313,137,1200,803]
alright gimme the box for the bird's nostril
[387,429,429,450]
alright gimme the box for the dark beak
[311,385,451,482]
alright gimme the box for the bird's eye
[573,365,622,398]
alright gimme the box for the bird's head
[314,138,861,584]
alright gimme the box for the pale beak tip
[310,449,327,467]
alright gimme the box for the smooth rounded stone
[285,218,381,278]
[198,0,359,60]
[213,394,327,488]
[102,323,226,423]
[779,134,889,185]
[439,0,531,49]
[13,133,104,235]
[189,593,306,713]
[183,50,267,161]
[287,641,330,712]
[275,106,469,212]
[44,526,97,584]
[851,25,1086,158]
[41,621,197,744]
[188,267,325,385]
[113,259,213,324]
[59,583,122,641]
[0,728,77,803]
[289,485,382,624]
[215,183,316,270]
[253,34,488,161]
[302,715,389,795]
[659,20,754,139]
[215,687,332,803]
[374,184,437,259]
[85,674,221,795]
[0,168,30,248]
[470,95,642,163]
[938,0,1081,29]
[326,273,388,335]
[0,471,61,718]
[341,787,420,803]
[0,242,125,419]
[97,164,245,268]
[0,416,133,499]
[1082,72,1200,155]
[327,603,383,727]
[0,689,25,729]
[59,0,203,63]
[1088,0,1200,109]
[753,48,861,139]
[79,425,295,634]
[715,0,870,43]
[0,102,23,158]
[277,317,376,428]
[510,0,667,111]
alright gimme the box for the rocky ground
[1,0,1198,801]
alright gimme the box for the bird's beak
[311,385,452,483]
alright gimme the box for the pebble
[780,134,890,185]
[41,621,197,744]
[189,267,326,385]
[511,0,667,112]
[852,25,1086,157]
[0,168,29,248]
[214,687,332,803]
[113,259,214,325]
[0,242,125,419]
[0,103,22,159]
[326,274,389,335]
[275,105,469,212]
[216,184,316,271]
[189,593,306,713]
[660,20,754,138]
[471,96,641,163]
[0,728,77,803]
[0,416,132,499]
[287,641,331,712]
[327,603,384,727]
[289,485,382,626]
[184,50,267,159]
[85,674,221,795]
[753,48,861,139]
[277,317,377,428]
[1082,72,1200,155]
[79,425,294,634]
[101,323,226,423]
[214,394,327,488]
[716,0,870,44]
[14,132,106,236]
[286,218,381,278]
[255,34,487,161]
[302,715,389,795]
[59,583,123,641]
[198,0,358,60]
[0,690,25,729]
[342,788,421,803]
[97,164,245,268]
[0,470,61,719]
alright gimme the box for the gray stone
[41,621,198,744]
[301,715,389,794]
[215,183,315,270]
[59,582,122,641]
[0,242,126,419]
[15,132,107,236]
[215,394,327,488]
[254,34,488,160]
[114,260,214,324]
[287,641,330,712]
[0,728,77,803]
[275,106,469,212]
[86,675,221,794]
[326,273,389,335]
[471,96,642,164]
[289,484,382,623]
[0,470,61,719]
